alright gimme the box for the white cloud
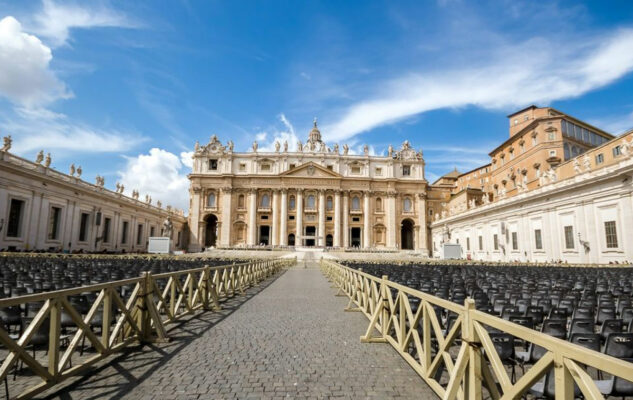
[2,107,146,155]
[0,16,71,107]
[119,148,190,212]
[323,29,633,142]
[30,0,135,47]
[590,109,633,135]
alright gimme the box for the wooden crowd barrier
[0,257,294,399]
[321,259,633,400]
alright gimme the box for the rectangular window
[7,199,25,238]
[511,232,518,250]
[534,229,543,250]
[326,165,333,171]
[604,221,618,248]
[289,163,295,170]
[352,217,360,222]
[136,224,143,245]
[121,221,129,244]
[466,237,470,251]
[48,206,62,240]
[289,215,295,220]
[150,226,155,237]
[478,235,483,250]
[375,167,382,176]
[239,163,246,171]
[595,153,604,165]
[493,234,498,250]
[79,213,90,242]
[564,225,574,249]
[103,218,111,243]
[260,163,271,172]
[402,165,411,176]
[549,150,556,157]
[613,146,622,157]
[351,166,361,174]
[208,159,218,170]
[326,216,333,221]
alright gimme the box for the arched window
[403,197,412,212]
[207,193,216,208]
[375,197,383,212]
[326,196,333,210]
[260,193,270,208]
[289,195,296,210]
[351,196,360,211]
[307,195,316,209]
[238,194,245,209]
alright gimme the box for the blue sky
[1,0,633,211]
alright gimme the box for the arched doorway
[288,233,295,246]
[401,219,414,250]
[204,214,218,247]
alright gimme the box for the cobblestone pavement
[38,261,436,399]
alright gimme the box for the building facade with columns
[0,142,187,253]
[187,121,430,254]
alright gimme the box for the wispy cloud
[29,0,137,47]
[323,28,633,142]
[1,107,146,156]
[590,109,633,135]
[257,113,301,152]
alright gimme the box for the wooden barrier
[0,258,294,399]
[321,259,633,400]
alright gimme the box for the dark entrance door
[204,215,218,247]
[401,219,414,250]
[325,234,333,247]
[305,226,316,246]
[288,233,295,246]
[259,226,270,245]
[351,227,361,247]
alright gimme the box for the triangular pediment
[280,162,342,178]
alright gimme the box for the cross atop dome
[307,117,322,144]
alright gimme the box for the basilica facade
[187,121,429,254]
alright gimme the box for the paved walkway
[42,262,435,399]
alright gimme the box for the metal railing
[0,258,294,399]
[321,259,633,400]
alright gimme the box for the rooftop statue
[76,165,82,178]
[35,150,44,164]
[1,135,11,152]
[44,153,51,168]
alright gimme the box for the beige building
[430,106,633,263]
[0,141,187,253]
[187,121,429,254]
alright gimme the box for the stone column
[417,193,428,255]
[296,190,303,246]
[280,189,288,246]
[220,187,232,247]
[272,190,280,246]
[363,192,371,248]
[387,192,396,248]
[247,189,257,246]
[318,190,325,246]
[342,191,349,248]
[334,190,341,247]
[188,187,202,252]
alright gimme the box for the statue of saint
[283,140,288,152]
[69,163,76,176]
[275,141,280,152]
[252,141,258,152]
[76,165,82,178]
[44,153,51,168]
[35,150,44,164]
[343,144,349,155]
[1,135,11,152]
[388,144,393,157]
[163,216,173,238]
